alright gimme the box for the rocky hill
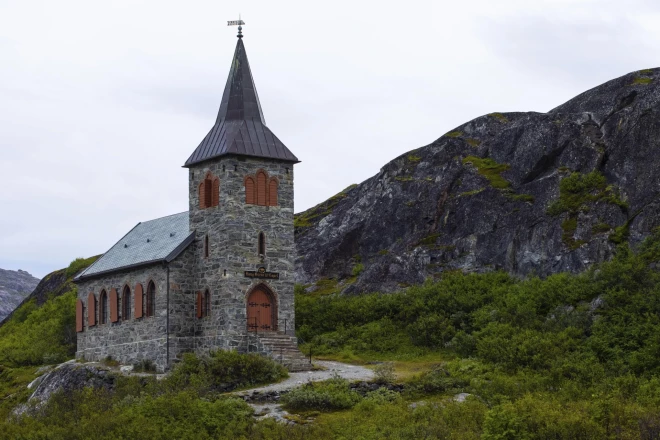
[0,269,40,321]
[295,68,660,293]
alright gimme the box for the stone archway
[246,284,277,332]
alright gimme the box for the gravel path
[236,360,374,396]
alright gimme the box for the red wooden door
[247,287,273,331]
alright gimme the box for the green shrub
[64,256,99,279]
[166,350,287,394]
[283,377,362,411]
[406,365,468,396]
[0,291,77,366]
[373,362,396,384]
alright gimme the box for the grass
[459,188,485,197]
[547,171,629,247]
[407,154,421,162]
[488,112,509,123]
[0,365,40,418]
[509,193,535,203]
[632,77,653,85]
[444,131,463,138]
[462,156,511,189]
[294,184,357,229]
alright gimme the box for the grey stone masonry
[187,155,296,356]
[75,264,171,371]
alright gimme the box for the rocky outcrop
[0,269,40,322]
[295,68,660,293]
[14,361,116,416]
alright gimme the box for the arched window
[199,173,219,209]
[87,292,96,327]
[258,232,266,256]
[146,281,156,317]
[245,171,278,207]
[99,290,108,325]
[204,289,211,317]
[204,234,209,258]
[256,171,267,206]
[123,285,132,321]
[245,177,256,204]
[268,178,278,206]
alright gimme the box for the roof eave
[183,152,300,168]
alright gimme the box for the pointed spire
[184,34,299,167]
[215,37,265,124]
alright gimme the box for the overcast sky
[0,0,658,278]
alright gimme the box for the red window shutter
[245,177,255,204]
[204,179,212,207]
[257,172,267,206]
[110,289,118,323]
[199,182,206,209]
[76,299,84,332]
[135,284,144,319]
[196,292,203,318]
[268,179,278,206]
[87,292,96,327]
[212,178,220,207]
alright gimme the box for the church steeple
[215,36,265,124]
[184,33,299,167]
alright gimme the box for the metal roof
[184,38,299,166]
[76,212,193,280]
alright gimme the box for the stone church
[74,29,310,372]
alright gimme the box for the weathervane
[227,16,245,39]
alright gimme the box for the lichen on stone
[462,156,511,189]
[488,113,509,123]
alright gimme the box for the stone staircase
[253,332,312,372]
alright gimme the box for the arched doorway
[247,285,276,332]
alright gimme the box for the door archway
[247,284,276,332]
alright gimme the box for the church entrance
[247,285,275,332]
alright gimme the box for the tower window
[204,234,209,258]
[245,170,278,207]
[199,172,220,209]
[258,232,266,256]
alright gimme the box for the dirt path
[236,360,375,396]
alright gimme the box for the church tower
[183,28,300,354]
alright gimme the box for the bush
[406,365,468,396]
[64,256,99,279]
[283,377,362,411]
[0,291,77,366]
[166,350,287,394]
[373,362,396,384]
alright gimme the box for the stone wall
[75,254,195,372]
[187,155,296,355]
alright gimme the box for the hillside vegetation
[2,236,660,437]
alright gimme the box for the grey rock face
[15,361,115,416]
[295,68,660,293]
[0,268,40,321]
